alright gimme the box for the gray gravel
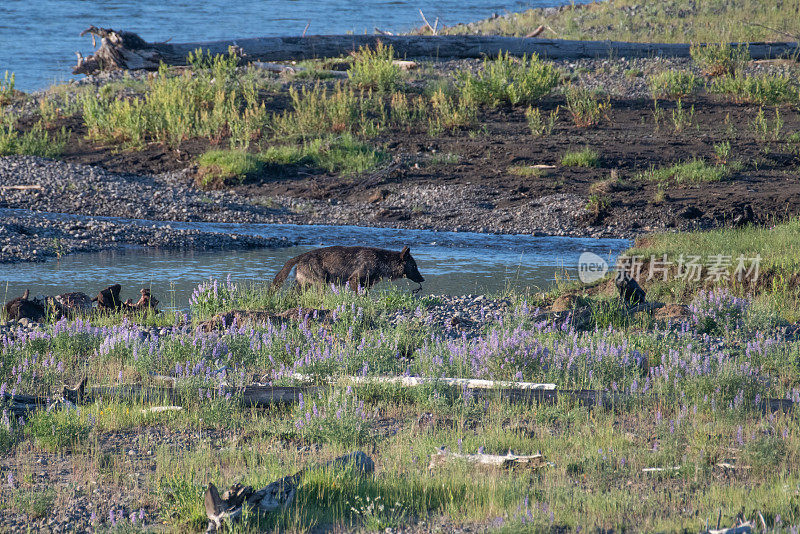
[0,206,290,263]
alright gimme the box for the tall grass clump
[457,52,560,107]
[0,115,69,158]
[196,149,263,188]
[564,85,610,127]
[347,42,403,92]
[82,49,268,149]
[261,134,388,176]
[561,147,600,167]
[690,43,750,77]
[647,70,700,99]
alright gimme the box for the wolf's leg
[347,272,367,291]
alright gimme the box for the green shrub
[347,42,403,92]
[457,52,560,107]
[428,87,478,132]
[561,147,600,167]
[690,43,750,77]
[709,74,799,105]
[272,83,374,140]
[525,105,558,136]
[647,70,700,99]
[0,71,14,105]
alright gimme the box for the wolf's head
[400,246,425,283]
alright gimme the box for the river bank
[2,50,799,263]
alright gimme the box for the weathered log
[428,449,547,469]
[292,372,556,391]
[5,378,795,416]
[72,27,800,75]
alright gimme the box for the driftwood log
[73,26,800,75]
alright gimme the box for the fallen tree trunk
[6,378,795,415]
[73,26,800,75]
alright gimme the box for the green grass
[196,149,263,187]
[638,158,734,186]
[507,165,545,177]
[81,51,268,149]
[0,116,70,158]
[347,41,404,92]
[261,134,389,176]
[4,272,800,530]
[709,74,800,105]
[627,218,800,316]
[456,52,560,107]
[443,0,800,44]
[197,134,388,186]
[647,70,700,99]
[561,147,600,167]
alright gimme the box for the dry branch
[204,451,373,532]
[72,27,800,75]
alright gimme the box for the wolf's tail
[271,255,302,289]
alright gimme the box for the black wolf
[615,271,646,305]
[271,246,425,290]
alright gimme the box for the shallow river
[0,221,629,311]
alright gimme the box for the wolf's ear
[400,246,410,258]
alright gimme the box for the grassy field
[443,0,800,43]
[2,220,800,531]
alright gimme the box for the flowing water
[0,0,586,92]
[0,219,629,311]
